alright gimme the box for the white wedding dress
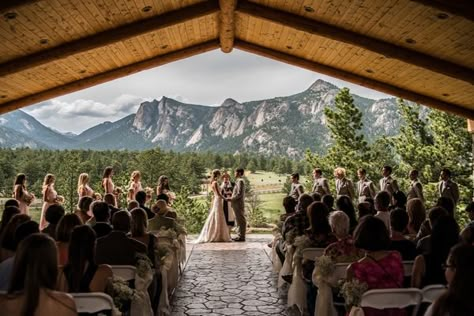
[195,181,231,243]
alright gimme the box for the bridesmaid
[101,166,114,195]
[77,173,94,198]
[127,170,143,201]
[13,173,35,215]
[40,174,61,230]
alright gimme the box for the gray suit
[312,177,331,196]
[438,180,459,205]
[379,176,399,196]
[357,179,376,202]
[231,178,246,240]
[407,180,424,202]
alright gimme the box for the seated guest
[460,226,474,245]
[3,199,19,209]
[464,201,474,228]
[91,202,112,238]
[322,194,335,213]
[389,208,417,260]
[0,206,20,236]
[347,216,404,316]
[58,225,112,293]
[310,192,322,202]
[335,195,358,233]
[0,214,30,262]
[148,200,178,232]
[96,211,147,265]
[104,193,121,219]
[412,215,459,288]
[136,191,154,220]
[406,198,426,240]
[436,197,455,217]
[41,204,65,240]
[389,191,407,211]
[281,196,297,222]
[127,200,139,211]
[324,211,361,262]
[425,244,474,316]
[282,194,313,240]
[0,234,77,316]
[417,207,449,254]
[0,221,39,290]
[56,214,82,265]
[357,201,374,218]
[75,196,93,224]
[156,194,177,219]
[374,191,391,230]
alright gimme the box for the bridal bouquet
[55,195,65,204]
[135,253,153,278]
[338,279,368,308]
[107,276,139,312]
[23,192,35,205]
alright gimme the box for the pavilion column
[468,120,474,201]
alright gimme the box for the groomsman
[312,168,331,196]
[407,169,424,202]
[356,168,376,203]
[379,165,399,197]
[438,168,459,206]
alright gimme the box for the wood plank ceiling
[0,0,473,118]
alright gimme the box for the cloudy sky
[23,49,391,134]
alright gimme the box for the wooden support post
[235,40,474,119]
[219,0,237,53]
[236,0,474,84]
[0,41,219,114]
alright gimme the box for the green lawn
[259,192,286,224]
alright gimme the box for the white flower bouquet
[293,235,313,259]
[339,279,369,308]
[107,276,138,312]
[314,255,336,279]
[135,253,153,278]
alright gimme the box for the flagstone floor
[171,235,288,315]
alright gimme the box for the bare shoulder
[98,264,113,276]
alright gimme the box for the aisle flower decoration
[157,227,178,240]
[293,235,313,259]
[107,276,139,312]
[339,279,368,308]
[175,222,187,236]
[285,228,298,245]
[314,255,336,280]
[135,253,153,278]
[156,244,174,270]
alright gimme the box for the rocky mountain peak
[220,98,240,108]
[307,79,338,93]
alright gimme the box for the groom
[227,168,246,242]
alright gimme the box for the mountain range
[0,79,402,157]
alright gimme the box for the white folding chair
[111,265,136,282]
[72,292,114,314]
[361,288,422,316]
[302,248,325,261]
[334,262,351,280]
[422,285,446,303]
[403,261,414,277]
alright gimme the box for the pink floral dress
[350,251,406,316]
[324,236,363,263]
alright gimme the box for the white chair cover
[312,263,348,316]
[278,244,294,289]
[287,255,307,315]
[302,248,325,261]
[158,265,170,316]
[111,265,136,281]
[360,288,422,316]
[131,266,154,316]
[422,285,446,303]
[271,240,283,273]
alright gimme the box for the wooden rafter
[0,41,219,115]
[0,0,39,13]
[236,0,474,85]
[0,0,219,77]
[235,40,474,119]
[411,0,474,21]
[219,0,237,53]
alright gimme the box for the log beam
[0,0,219,77]
[0,41,219,115]
[0,0,39,13]
[235,40,474,119]
[219,0,237,53]
[237,0,474,85]
[411,0,474,21]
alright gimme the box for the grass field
[259,192,286,224]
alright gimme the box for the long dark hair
[8,233,58,316]
[13,174,26,196]
[102,166,113,179]
[306,202,331,236]
[157,175,170,193]
[429,215,459,263]
[432,244,474,315]
[66,225,97,292]
[336,195,358,229]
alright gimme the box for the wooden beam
[235,40,474,119]
[411,0,474,21]
[0,41,219,115]
[219,0,237,53]
[0,0,39,12]
[236,0,474,85]
[0,0,219,77]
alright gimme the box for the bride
[195,169,231,243]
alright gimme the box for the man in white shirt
[374,191,391,230]
[379,165,399,198]
[356,168,377,203]
[312,168,331,196]
[407,169,424,202]
[438,168,460,206]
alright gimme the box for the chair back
[422,285,446,303]
[361,288,422,316]
[111,265,136,281]
[403,261,414,277]
[72,292,114,314]
[302,248,325,261]
[334,263,351,280]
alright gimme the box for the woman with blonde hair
[101,166,114,194]
[406,198,426,239]
[127,171,142,201]
[13,173,35,215]
[334,167,355,200]
[77,173,94,198]
[40,174,63,230]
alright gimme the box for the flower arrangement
[107,276,138,312]
[285,228,298,245]
[175,222,187,236]
[135,253,153,278]
[157,227,178,240]
[314,255,336,279]
[338,279,369,308]
[293,235,313,259]
[155,244,174,270]
[113,187,123,195]
[55,195,65,204]
[23,192,35,205]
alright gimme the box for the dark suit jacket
[140,204,155,220]
[96,231,147,265]
[93,222,113,238]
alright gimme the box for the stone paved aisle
[171,235,287,315]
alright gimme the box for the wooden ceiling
[0,0,473,118]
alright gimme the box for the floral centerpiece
[107,276,138,312]
[339,279,369,308]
